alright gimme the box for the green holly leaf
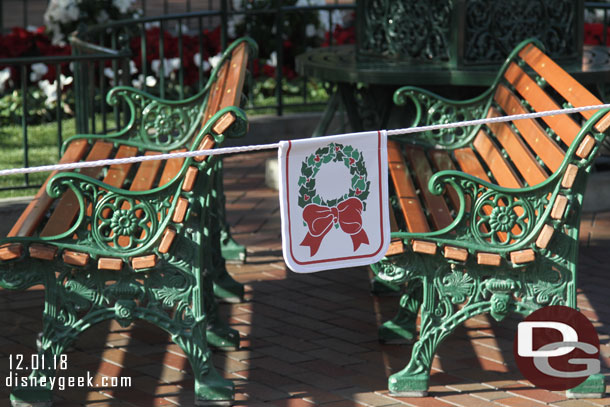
[335,151,344,161]
[323,154,332,163]
[344,145,353,155]
[352,150,360,160]
[301,163,313,178]
[307,155,315,166]
[351,174,359,186]
[317,146,329,156]
[312,195,321,204]
[334,223,340,229]
[298,176,306,186]
[355,179,366,190]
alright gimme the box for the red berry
[355,188,362,195]
[314,155,320,162]
[304,194,310,201]
[349,158,355,165]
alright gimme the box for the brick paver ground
[0,150,609,406]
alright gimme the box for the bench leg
[566,373,605,398]
[203,267,240,351]
[173,325,234,406]
[10,276,77,407]
[389,277,495,397]
[215,160,246,265]
[219,229,246,264]
[379,281,422,344]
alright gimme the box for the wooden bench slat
[486,107,549,186]
[115,151,163,249]
[219,43,249,109]
[494,85,564,173]
[40,141,114,238]
[404,146,453,230]
[428,150,461,211]
[472,130,522,189]
[201,62,230,131]
[387,141,430,233]
[158,149,186,187]
[453,148,491,182]
[130,151,163,191]
[503,62,580,146]
[518,44,609,129]
[453,148,510,243]
[103,145,139,188]
[8,139,90,237]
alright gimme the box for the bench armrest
[37,107,248,257]
[392,86,494,149]
[61,37,257,154]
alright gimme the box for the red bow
[300,197,369,256]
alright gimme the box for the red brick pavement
[0,150,609,406]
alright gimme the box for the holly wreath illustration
[297,142,370,256]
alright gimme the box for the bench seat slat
[503,62,580,146]
[115,151,163,248]
[494,85,564,172]
[486,108,548,187]
[388,141,430,233]
[40,141,115,238]
[473,130,522,189]
[404,146,453,230]
[428,150,461,211]
[103,145,139,188]
[8,139,89,238]
[158,149,186,187]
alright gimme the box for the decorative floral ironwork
[488,206,517,233]
[393,89,488,148]
[464,0,578,64]
[95,194,157,250]
[358,0,452,61]
[110,209,139,236]
[473,191,533,245]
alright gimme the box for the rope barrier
[1,102,609,178]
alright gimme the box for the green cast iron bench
[372,38,610,397]
[0,37,256,406]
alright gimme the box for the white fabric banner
[278,130,390,273]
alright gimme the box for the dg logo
[513,305,601,391]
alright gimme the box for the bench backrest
[464,42,610,190]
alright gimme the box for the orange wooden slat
[130,151,163,191]
[40,141,114,237]
[201,62,230,129]
[453,148,508,243]
[486,107,549,186]
[453,148,491,182]
[95,145,139,220]
[387,141,430,233]
[428,150,461,211]
[158,149,186,187]
[8,139,89,237]
[503,62,580,146]
[116,151,163,249]
[404,146,453,230]
[519,44,603,123]
[494,85,564,173]
[102,145,138,188]
[218,43,249,109]
[473,130,522,189]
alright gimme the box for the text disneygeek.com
[4,354,132,390]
